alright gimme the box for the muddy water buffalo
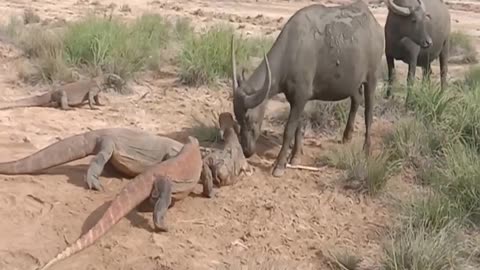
[384,0,451,102]
[231,1,384,177]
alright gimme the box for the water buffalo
[384,0,451,103]
[231,1,384,177]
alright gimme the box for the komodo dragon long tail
[0,93,51,110]
[0,132,98,174]
[37,136,202,270]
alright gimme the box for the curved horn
[385,0,411,16]
[231,35,238,93]
[418,0,426,11]
[243,51,272,109]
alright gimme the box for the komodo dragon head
[218,112,240,141]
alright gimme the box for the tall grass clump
[407,82,458,124]
[382,221,466,270]
[178,24,272,86]
[427,143,480,224]
[464,65,480,89]
[448,30,477,64]
[63,14,171,79]
[383,117,446,169]
[321,142,396,195]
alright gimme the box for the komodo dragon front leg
[88,90,101,110]
[149,172,213,231]
[149,177,172,232]
[85,136,115,190]
[58,90,74,111]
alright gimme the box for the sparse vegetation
[2,6,480,270]
[465,65,480,88]
[178,24,273,86]
[2,13,173,85]
[321,141,395,195]
[23,8,41,25]
[327,248,361,270]
[448,30,477,64]
[382,221,466,270]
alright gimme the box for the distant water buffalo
[384,0,451,103]
[230,1,384,177]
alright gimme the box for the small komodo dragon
[37,136,208,270]
[201,112,253,191]
[0,74,122,110]
[0,128,184,191]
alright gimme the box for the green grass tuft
[178,24,273,86]
[382,221,465,270]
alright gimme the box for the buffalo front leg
[363,76,377,155]
[85,137,115,191]
[422,64,432,84]
[402,40,420,107]
[150,176,172,232]
[342,94,361,144]
[289,116,306,166]
[439,43,449,91]
[272,100,307,177]
[385,55,395,98]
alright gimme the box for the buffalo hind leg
[385,55,395,98]
[85,137,115,191]
[439,42,449,91]
[342,93,361,144]
[150,177,172,232]
[363,75,377,155]
[272,99,307,177]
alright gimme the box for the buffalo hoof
[341,136,352,144]
[290,156,301,166]
[154,223,169,232]
[272,167,285,177]
[203,189,217,198]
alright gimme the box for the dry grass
[448,30,477,64]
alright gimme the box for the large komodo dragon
[37,136,208,270]
[0,128,185,191]
[0,74,122,110]
[201,112,253,192]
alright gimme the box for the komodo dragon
[0,74,122,110]
[37,136,208,270]
[0,128,184,191]
[201,112,253,193]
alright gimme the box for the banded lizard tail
[37,136,208,270]
[0,128,184,191]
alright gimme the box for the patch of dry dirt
[0,0,478,270]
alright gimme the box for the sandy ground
[0,0,478,269]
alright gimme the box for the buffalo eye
[426,14,431,20]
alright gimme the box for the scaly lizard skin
[37,136,207,270]
[201,112,253,193]
[0,128,184,191]
[0,74,123,110]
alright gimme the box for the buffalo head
[386,0,433,49]
[231,36,272,158]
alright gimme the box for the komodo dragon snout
[218,112,240,140]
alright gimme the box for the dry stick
[286,164,323,172]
